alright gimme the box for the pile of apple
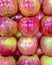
[0,0,52,65]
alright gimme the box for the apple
[39,0,43,4]
[40,36,52,56]
[35,11,45,21]
[19,0,40,16]
[0,55,16,65]
[0,37,17,56]
[41,55,52,65]
[41,16,52,36]
[18,17,39,36]
[0,0,18,17]
[39,0,43,10]
[14,48,22,59]
[18,37,38,55]
[11,11,23,22]
[35,31,42,39]
[15,30,23,39]
[36,47,43,57]
[0,17,17,37]
[43,0,52,15]
[17,54,40,65]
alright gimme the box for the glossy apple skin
[19,0,40,16]
[17,54,40,65]
[18,17,39,36]
[0,17,17,37]
[14,49,22,59]
[36,47,43,57]
[0,37,17,56]
[41,55,52,65]
[35,11,45,21]
[43,0,52,15]
[35,31,42,39]
[0,56,16,65]
[41,16,52,36]
[40,36,52,56]
[18,37,38,55]
[0,0,18,17]
[11,12,23,22]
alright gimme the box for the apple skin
[19,0,40,16]
[43,0,52,15]
[41,16,52,36]
[17,54,40,65]
[41,55,52,65]
[11,11,23,22]
[39,0,43,4]
[15,30,23,39]
[18,37,38,55]
[40,36,52,56]
[0,17,17,37]
[36,47,43,57]
[35,11,45,21]
[0,0,18,17]
[14,48,22,59]
[35,31,42,39]
[0,37,17,56]
[0,56,16,65]
[18,17,39,36]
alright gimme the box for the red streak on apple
[18,17,39,36]
[41,16,52,36]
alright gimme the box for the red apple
[11,11,23,22]
[41,16,52,36]
[0,17,17,37]
[17,54,40,65]
[19,0,40,16]
[0,56,16,65]
[0,37,17,56]
[15,30,23,39]
[0,0,18,17]
[35,11,45,21]
[43,0,52,15]
[18,17,39,36]
[18,37,38,55]
[39,0,43,4]
[40,36,52,56]
[14,49,22,59]
[41,55,52,65]
[35,31,42,39]
[36,47,43,57]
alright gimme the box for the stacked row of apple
[0,0,52,65]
